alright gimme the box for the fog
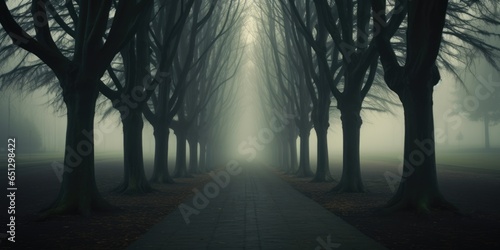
[2,1,500,249]
[1,65,498,159]
[1,1,498,167]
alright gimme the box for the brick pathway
[128,165,386,249]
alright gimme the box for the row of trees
[255,0,499,213]
[0,0,244,216]
[0,0,498,217]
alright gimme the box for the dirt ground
[0,161,215,250]
[276,163,500,250]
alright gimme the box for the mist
[1,0,499,249]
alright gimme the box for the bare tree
[285,0,406,190]
[96,0,194,192]
[143,0,196,184]
[171,0,243,178]
[372,0,454,213]
[373,0,500,213]
[0,0,153,216]
[452,68,500,149]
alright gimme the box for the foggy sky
[1,0,499,159]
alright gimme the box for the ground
[0,150,499,249]
[4,177,213,249]
[0,154,214,249]
[277,150,500,250]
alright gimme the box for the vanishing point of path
[128,165,386,250]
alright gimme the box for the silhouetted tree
[372,0,454,212]
[286,0,406,190]
[172,0,242,178]
[185,8,243,174]
[99,0,194,193]
[258,1,334,181]
[0,0,152,216]
[101,3,155,194]
[141,0,196,184]
[257,1,300,173]
[452,66,500,149]
[287,1,336,182]
[373,0,500,212]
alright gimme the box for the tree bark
[198,140,207,173]
[115,109,152,194]
[173,129,192,177]
[311,93,334,182]
[373,0,452,213]
[287,132,299,174]
[150,127,174,184]
[311,126,334,182]
[41,84,112,217]
[332,103,364,192]
[205,141,214,171]
[296,128,314,177]
[280,137,290,171]
[188,138,199,174]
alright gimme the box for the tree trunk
[332,104,364,192]
[311,87,333,182]
[296,128,313,177]
[188,138,199,174]
[41,86,112,217]
[198,140,206,172]
[115,109,152,194]
[150,128,174,183]
[484,111,490,149]
[205,142,214,171]
[311,126,334,182]
[385,84,454,213]
[287,132,298,174]
[281,137,290,171]
[174,129,192,177]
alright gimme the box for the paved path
[128,165,386,249]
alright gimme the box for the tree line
[0,0,244,217]
[254,0,499,213]
[0,0,499,217]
